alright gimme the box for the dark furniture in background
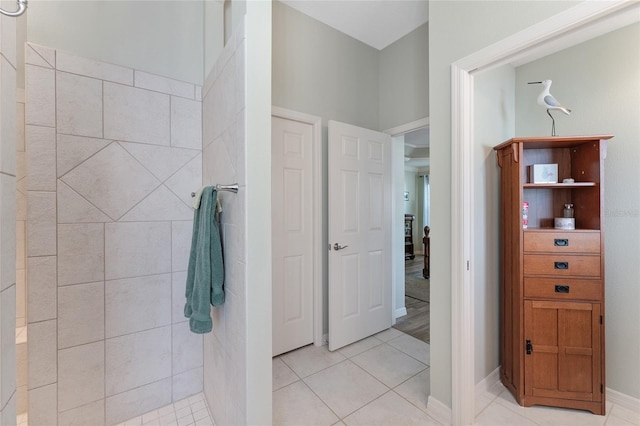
[423,226,430,278]
[404,214,415,260]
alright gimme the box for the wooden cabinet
[494,135,612,415]
[405,214,415,260]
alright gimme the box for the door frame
[450,2,639,424]
[271,106,324,347]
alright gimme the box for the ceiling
[280,0,429,51]
[404,127,429,169]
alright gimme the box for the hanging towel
[184,186,225,333]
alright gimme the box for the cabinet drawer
[524,231,600,254]
[524,254,601,278]
[524,278,602,301]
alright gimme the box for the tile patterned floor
[274,328,640,426]
[118,393,213,426]
[273,328,438,425]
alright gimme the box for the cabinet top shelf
[494,135,613,150]
[523,182,597,188]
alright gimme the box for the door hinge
[600,315,603,325]
[600,384,604,393]
[526,339,533,355]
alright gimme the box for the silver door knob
[333,243,348,251]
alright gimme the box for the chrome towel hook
[0,0,27,17]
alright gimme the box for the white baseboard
[476,367,501,395]
[395,307,407,319]
[607,387,640,413]
[426,395,452,425]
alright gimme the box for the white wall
[26,1,204,85]
[201,3,273,423]
[272,1,379,131]
[473,64,515,383]
[428,0,579,407]
[379,23,428,131]
[515,22,640,400]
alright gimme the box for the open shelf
[523,182,597,188]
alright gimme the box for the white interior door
[272,116,314,356]
[328,120,392,351]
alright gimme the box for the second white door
[272,116,314,357]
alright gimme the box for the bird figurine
[528,80,571,136]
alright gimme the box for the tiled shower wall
[0,8,17,426]
[201,22,248,426]
[25,43,203,426]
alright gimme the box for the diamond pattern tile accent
[120,185,193,222]
[61,142,160,220]
[119,142,200,182]
[57,134,110,177]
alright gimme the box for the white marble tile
[105,274,172,338]
[58,399,105,426]
[57,180,111,223]
[25,64,55,127]
[26,256,57,323]
[58,223,105,286]
[203,136,236,188]
[16,268,26,325]
[234,40,246,114]
[26,44,53,68]
[273,358,299,391]
[608,404,640,425]
[387,334,430,365]
[57,133,110,177]
[172,271,188,323]
[165,153,202,208]
[0,175,15,289]
[280,343,346,379]
[106,326,172,395]
[373,327,404,342]
[26,125,56,191]
[28,383,57,426]
[351,344,427,388]
[56,71,103,138]
[27,44,55,68]
[61,142,160,220]
[304,360,388,419]
[172,367,203,402]
[58,281,104,349]
[1,14,16,65]
[172,220,193,272]
[172,323,203,374]
[119,142,200,182]
[0,57,16,175]
[394,369,431,414]
[120,186,193,222]
[57,50,133,85]
[16,384,27,415]
[234,110,247,186]
[104,82,170,146]
[58,341,105,412]
[28,319,57,388]
[475,397,538,426]
[16,339,27,388]
[195,86,202,102]
[134,71,194,99]
[106,378,172,426]
[0,286,16,407]
[105,221,171,280]
[338,335,384,359]
[273,380,338,426]
[344,390,440,426]
[27,191,56,257]
[171,96,202,150]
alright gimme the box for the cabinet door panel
[525,301,601,402]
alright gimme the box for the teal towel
[184,186,225,333]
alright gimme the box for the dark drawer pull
[554,261,569,270]
[555,285,570,293]
[554,238,569,247]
